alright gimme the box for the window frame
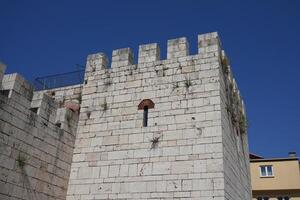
[278,197,289,200]
[257,197,269,200]
[259,165,274,177]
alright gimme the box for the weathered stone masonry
[66,32,251,199]
[0,32,251,200]
[0,72,79,199]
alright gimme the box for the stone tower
[65,32,251,199]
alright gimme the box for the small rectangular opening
[30,107,38,114]
[143,106,148,127]
[55,122,62,128]
[0,90,10,97]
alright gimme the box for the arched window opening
[143,106,148,127]
[138,99,154,127]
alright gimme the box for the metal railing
[34,70,85,90]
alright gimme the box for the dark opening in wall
[30,107,38,114]
[138,99,155,127]
[143,106,148,127]
[55,122,62,128]
[0,90,10,97]
[49,91,55,96]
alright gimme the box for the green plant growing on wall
[231,111,238,125]
[239,111,248,134]
[225,79,249,135]
[101,99,108,111]
[17,153,27,169]
[221,57,229,75]
[225,103,232,114]
[232,91,239,104]
[184,78,192,89]
[150,136,160,149]
[171,82,179,93]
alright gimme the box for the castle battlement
[0,62,6,89]
[0,69,79,133]
[0,32,251,200]
[82,32,245,121]
[86,32,220,70]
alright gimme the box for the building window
[278,197,289,200]
[260,165,273,177]
[138,99,155,127]
[257,197,269,200]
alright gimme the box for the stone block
[78,167,93,179]
[192,179,213,191]
[152,162,171,175]
[167,37,189,59]
[102,136,119,145]
[86,53,108,72]
[206,158,223,172]
[119,164,129,176]
[111,48,134,68]
[198,32,221,54]
[138,43,160,63]
[171,160,193,174]
[129,182,147,193]
[2,73,33,102]
[108,165,120,177]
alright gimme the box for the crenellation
[167,37,189,59]
[111,48,134,68]
[198,32,221,49]
[31,92,58,123]
[138,43,160,63]
[198,32,219,44]
[2,73,34,104]
[86,53,109,72]
[0,62,6,89]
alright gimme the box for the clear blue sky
[1,0,299,158]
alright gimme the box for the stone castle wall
[0,32,251,200]
[219,52,252,199]
[0,70,79,200]
[66,32,251,199]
